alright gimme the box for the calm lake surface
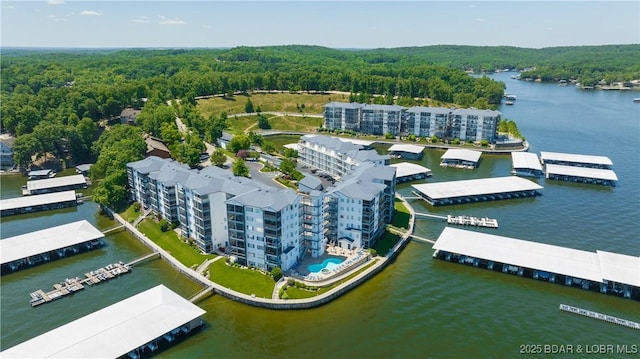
[1,72,639,358]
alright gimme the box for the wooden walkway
[102,224,125,235]
[189,285,216,303]
[127,252,160,267]
[559,304,640,330]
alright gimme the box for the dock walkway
[414,212,499,228]
[30,261,131,307]
[559,304,640,330]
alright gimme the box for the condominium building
[298,135,390,179]
[323,102,502,142]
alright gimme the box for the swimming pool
[308,258,343,273]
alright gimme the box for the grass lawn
[138,218,216,268]
[392,198,411,229]
[372,231,401,257]
[263,134,303,152]
[197,92,350,119]
[282,259,379,299]
[208,259,275,298]
[224,114,321,134]
[120,203,140,223]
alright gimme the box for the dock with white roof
[390,162,432,183]
[2,285,206,358]
[411,176,543,206]
[388,143,424,160]
[540,151,613,169]
[22,174,88,195]
[545,164,618,186]
[440,149,482,169]
[0,190,79,217]
[432,227,640,300]
[511,152,543,177]
[0,220,105,275]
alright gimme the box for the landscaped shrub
[270,266,283,281]
[159,218,171,232]
[133,202,141,212]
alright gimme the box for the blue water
[308,258,343,273]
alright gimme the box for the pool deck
[287,246,369,283]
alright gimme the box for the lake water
[1,72,639,358]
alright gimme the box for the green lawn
[120,203,140,223]
[392,199,411,229]
[208,259,275,298]
[263,134,303,152]
[137,219,216,268]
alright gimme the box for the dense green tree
[261,142,275,154]
[160,122,183,146]
[211,149,227,167]
[12,133,42,169]
[228,134,251,154]
[244,98,254,113]
[232,158,250,177]
[247,131,263,146]
[257,114,271,129]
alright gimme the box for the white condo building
[323,102,502,142]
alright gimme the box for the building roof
[145,136,170,154]
[433,227,604,283]
[362,103,404,112]
[149,162,192,186]
[390,162,432,179]
[412,176,543,200]
[301,135,363,154]
[227,187,298,212]
[299,174,323,191]
[511,152,543,171]
[451,108,501,117]
[596,250,640,287]
[0,191,76,212]
[540,151,613,166]
[0,141,13,153]
[545,164,618,181]
[127,156,168,174]
[0,220,104,265]
[75,164,93,172]
[0,285,206,358]
[119,107,141,118]
[26,175,87,192]
[405,106,452,115]
[28,169,53,177]
[327,179,386,201]
[352,149,390,163]
[388,144,424,154]
[337,137,375,147]
[440,149,482,163]
[324,102,362,110]
[283,143,299,150]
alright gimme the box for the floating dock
[559,304,640,330]
[3,285,206,359]
[30,262,131,307]
[0,190,79,217]
[447,215,498,228]
[440,149,482,169]
[511,152,543,177]
[432,227,640,301]
[545,164,618,186]
[22,174,88,196]
[388,144,425,160]
[0,220,105,275]
[390,162,432,183]
[412,176,543,206]
[540,151,613,169]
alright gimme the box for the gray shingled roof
[362,104,404,112]
[302,135,363,153]
[451,108,501,117]
[227,187,298,211]
[324,102,363,110]
[127,156,170,174]
[149,163,192,186]
[326,179,386,201]
[405,106,453,115]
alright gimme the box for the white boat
[633,98,640,103]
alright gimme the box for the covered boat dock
[545,164,618,186]
[411,176,543,206]
[511,152,543,177]
[432,227,639,300]
[0,285,206,358]
[440,149,482,169]
[0,190,79,217]
[27,169,55,180]
[540,151,613,169]
[388,144,424,160]
[390,162,432,183]
[22,174,88,195]
[0,220,104,275]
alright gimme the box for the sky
[1,1,639,49]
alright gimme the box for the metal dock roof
[26,174,87,192]
[0,220,104,265]
[388,144,424,154]
[540,151,613,166]
[545,164,618,181]
[390,162,432,178]
[0,285,206,358]
[412,176,543,200]
[511,152,543,171]
[440,149,482,163]
[433,227,604,283]
[596,250,640,287]
[0,191,76,211]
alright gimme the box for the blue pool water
[308,258,343,273]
